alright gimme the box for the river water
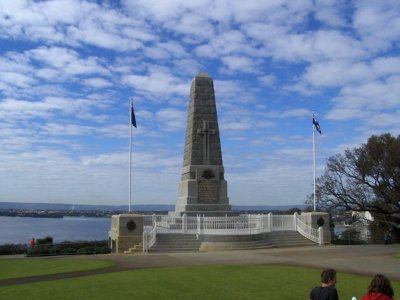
[0,216,111,245]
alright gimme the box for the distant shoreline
[0,209,169,219]
[0,202,308,219]
[0,201,307,212]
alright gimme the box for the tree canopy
[315,133,400,230]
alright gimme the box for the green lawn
[1,264,399,300]
[0,258,114,280]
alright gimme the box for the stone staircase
[265,231,316,247]
[147,231,316,252]
[199,238,274,251]
[149,234,202,253]
[124,243,143,254]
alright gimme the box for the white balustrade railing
[272,214,295,231]
[296,216,320,244]
[297,214,308,224]
[200,215,262,235]
[155,215,183,233]
[141,212,322,252]
[150,213,304,235]
[143,221,157,253]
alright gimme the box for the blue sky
[0,0,399,207]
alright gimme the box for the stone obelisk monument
[175,72,231,215]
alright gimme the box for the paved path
[1,244,399,286]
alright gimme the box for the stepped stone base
[148,231,317,253]
[150,234,201,253]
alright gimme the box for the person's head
[367,274,394,297]
[321,269,337,287]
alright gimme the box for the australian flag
[312,115,321,134]
[131,101,137,128]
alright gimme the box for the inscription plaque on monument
[175,72,231,215]
[198,181,219,203]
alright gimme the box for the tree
[314,133,400,238]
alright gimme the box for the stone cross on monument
[197,121,215,164]
[175,72,231,215]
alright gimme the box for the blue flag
[312,116,321,134]
[131,102,137,128]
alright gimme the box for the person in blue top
[384,231,390,245]
[309,268,339,300]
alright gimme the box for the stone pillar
[175,72,231,215]
[108,214,144,253]
[303,212,331,244]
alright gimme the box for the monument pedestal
[108,214,144,253]
[176,165,230,214]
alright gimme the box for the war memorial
[108,72,330,253]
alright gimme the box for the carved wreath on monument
[202,169,215,179]
[126,219,136,231]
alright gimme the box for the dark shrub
[63,247,77,255]
[0,244,27,255]
[23,239,109,257]
[100,246,111,254]
[77,247,95,255]
[36,236,53,245]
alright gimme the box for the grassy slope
[0,258,114,280]
[1,265,399,300]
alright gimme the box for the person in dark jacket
[361,274,394,300]
[309,268,339,300]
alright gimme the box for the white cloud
[0,53,31,73]
[313,0,349,28]
[214,79,247,100]
[195,30,253,58]
[164,13,216,41]
[39,123,94,137]
[303,61,374,87]
[122,0,211,22]
[353,1,400,51]
[258,75,276,86]
[371,56,400,77]
[83,78,113,89]
[81,150,181,172]
[0,0,156,52]
[156,108,186,132]
[29,47,110,77]
[362,111,400,129]
[35,68,61,81]
[67,20,142,52]
[221,55,260,74]
[280,31,366,63]
[220,121,252,131]
[122,69,188,99]
[97,124,128,139]
[0,96,111,124]
[228,162,313,205]
[0,71,36,88]
[328,77,400,117]
[268,109,312,119]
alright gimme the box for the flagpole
[312,114,316,212]
[129,100,133,213]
